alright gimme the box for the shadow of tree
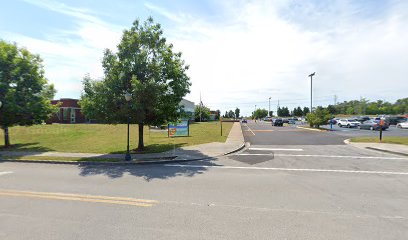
[78,149,219,181]
[0,143,54,152]
[109,143,187,154]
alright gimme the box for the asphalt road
[1,121,408,239]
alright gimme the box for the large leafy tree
[0,40,56,147]
[235,108,240,119]
[80,18,191,150]
[194,105,210,122]
[253,108,268,119]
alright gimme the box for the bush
[306,108,332,128]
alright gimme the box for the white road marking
[235,153,408,160]
[236,153,274,156]
[244,124,255,135]
[249,148,304,151]
[164,164,408,176]
[0,171,13,176]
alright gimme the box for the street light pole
[268,97,271,117]
[124,92,132,161]
[308,72,315,113]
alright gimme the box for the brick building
[48,98,86,124]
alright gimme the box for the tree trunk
[3,126,10,147]
[137,121,144,151]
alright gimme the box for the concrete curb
[364,147,408,157]
[0,157,210,166]
[296,126,325,132]
[344,138,408,157]
[223,142,246,156]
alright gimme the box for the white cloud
[3,0,123,98]
[4,0,407,116]
[150,0,408,116]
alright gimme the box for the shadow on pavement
[77,149,218,181]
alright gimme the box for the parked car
[359,120,389,130]
[338,119,360,128]
[396,121,408,129]
[272,118,283,126]
[282,118,289,124]
[356,116,370,123]
[288,119,296,124]
[241,119,247,123]
[385,116,408,125]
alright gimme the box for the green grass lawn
[350,136,408,145]
[0,122,233,154]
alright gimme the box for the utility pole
[334,95,337,106]
[269,97,271,117]
[308,72,315,112]
[277,100,280,117]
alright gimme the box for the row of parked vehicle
[330,116,408,130]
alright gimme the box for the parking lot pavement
[241,121,347,145]
[321,124,408,137]
[234,120,408,173]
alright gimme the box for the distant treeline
[326,97,408,115]
[278,97,408,117]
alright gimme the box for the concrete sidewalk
[0,122,245,162]
[346,140,408,156]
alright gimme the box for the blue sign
[168,121,189,137]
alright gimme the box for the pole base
[125,152,132,161]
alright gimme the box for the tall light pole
[124,92,132,161]
[308,72,315,112]
[268,97,271,117]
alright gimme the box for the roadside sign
[379,119,384,142]
[220,117,223,136]
[168,120,189,137]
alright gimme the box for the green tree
[280,107,290,117]
[346,106,354,115]
[235,108,240,119]
[253,108,268,119]
[0,40,56,147]
[303,107,310,116]
[277,107,282,117]
[228,110,235,118]
[326,105,336,115]
[80,18,191,151]
[194,105,210,122]
[306,108,332,128]
[296,106,303,117]
[215,109,221,120]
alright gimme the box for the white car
[396,121,408,129]
[338,119,360,128]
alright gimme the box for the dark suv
[273,118,283,126]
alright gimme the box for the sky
[1,0,407,116]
